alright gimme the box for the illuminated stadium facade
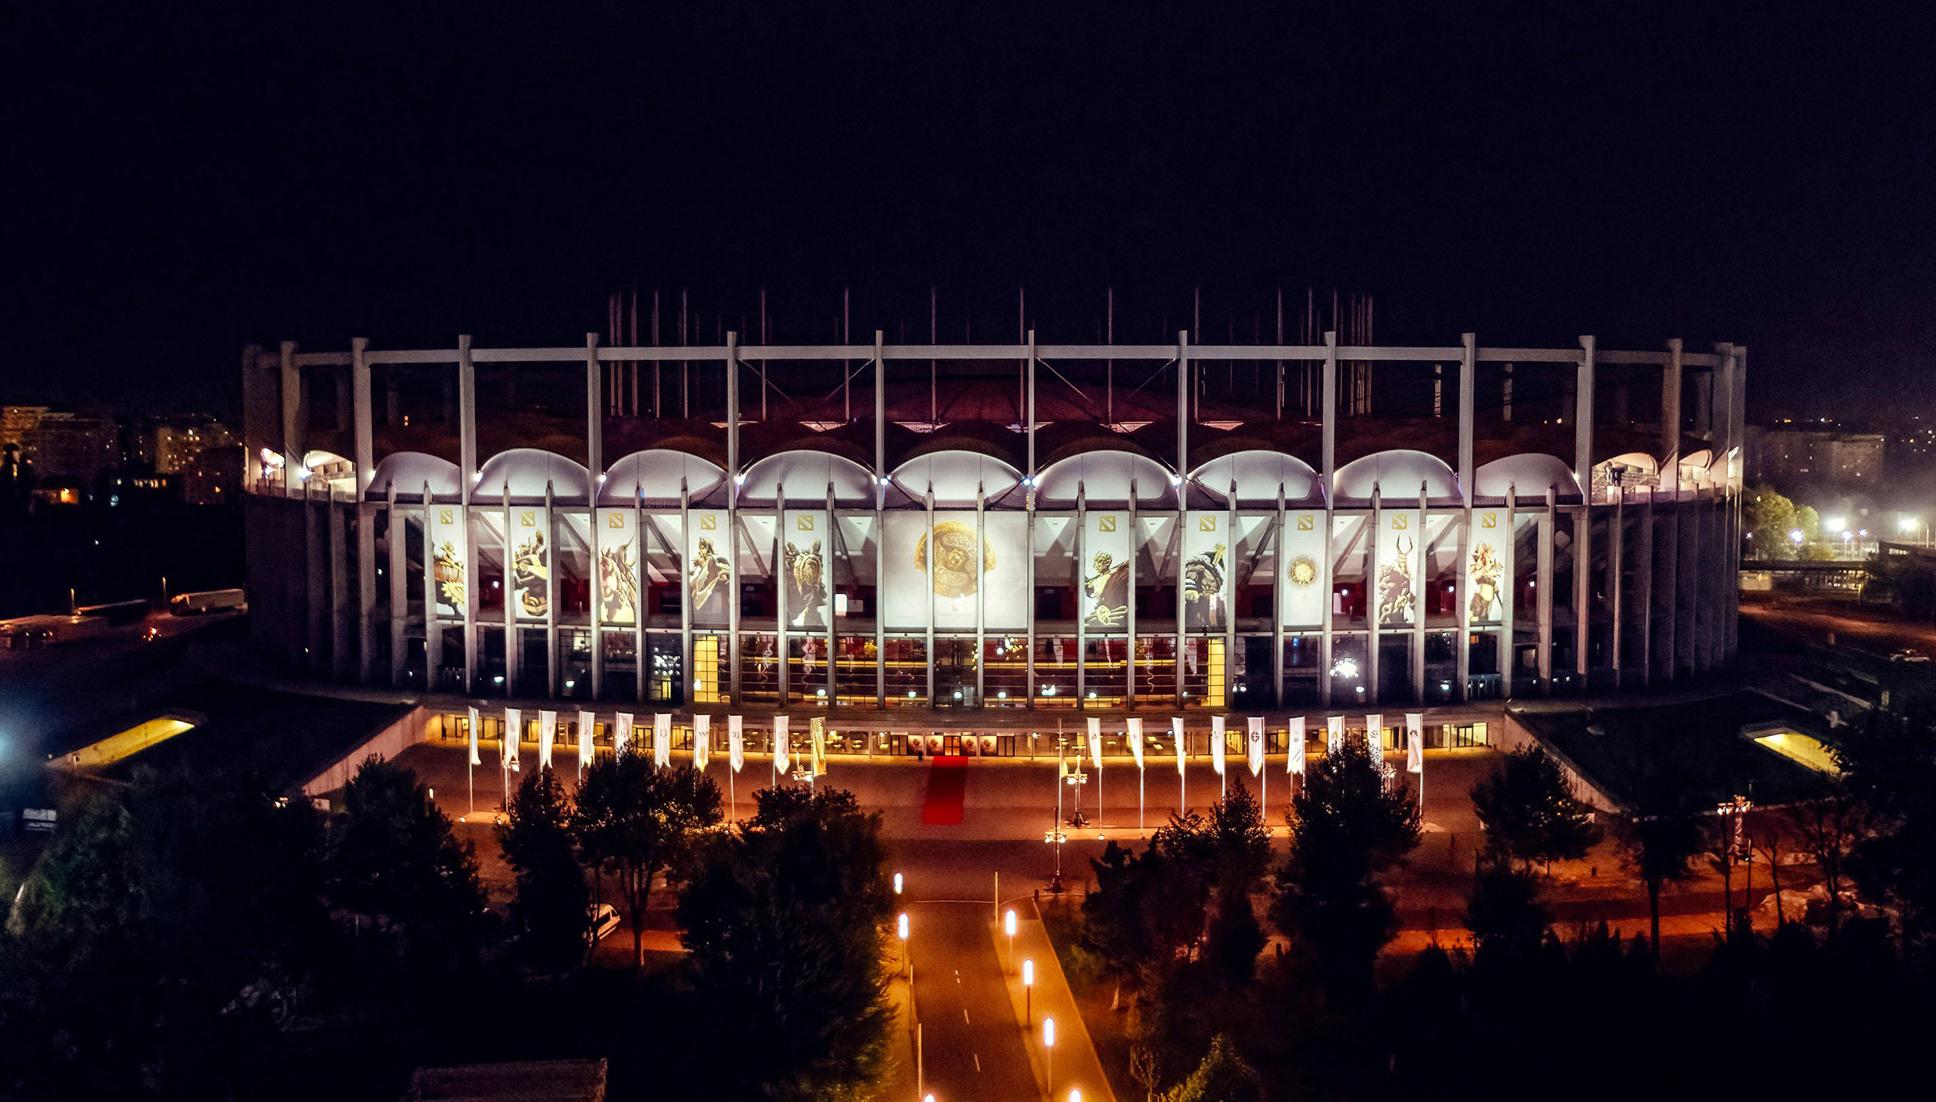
[241,330,1743,712]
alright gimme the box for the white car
[1889,649,1930,664]
[588,902,621,944]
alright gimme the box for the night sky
[5,2,1932,418]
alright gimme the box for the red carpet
[920,756,968,825]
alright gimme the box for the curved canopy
[1598,451,1659,476]
[1474,453,1582,502]
[890,449,1022,506]
[1679,448,1716,488]
[476,448,592,503]
[1333,449,1460,505]
[1035,449,1177,507]
[599,449,726,505]
[1189,449,1322,505]
[739,449,876,505]
[366,451,462,501]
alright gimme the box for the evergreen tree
[1162,1033,1265,1102]
[1469,746,1602,871]
[497,765,589,969]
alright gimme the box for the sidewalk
[998,899,1116,1102]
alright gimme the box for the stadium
[240,326,1743,719]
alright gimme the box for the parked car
[1889,649,1929,664]
[587,902,621,945]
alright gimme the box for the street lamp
[1043,1016,1056,1097]
[1022,957,1034,1025]
[894,871,904,896]
[898,912,910,980]
[1004,908,1018,971]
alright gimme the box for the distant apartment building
[0,405,120,484]
[152,416,239,475]
[180,444,244,505]
[1751,426,1885,487]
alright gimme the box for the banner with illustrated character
[427,504,467,619]
[1082,511,1131,633]
[685,508,733,626]
[594,509,640,626]
[510,506,550,621]
[1277,509,1327,628]
[1182,511,1230,631]
[781,510,830,630]
[882,511,1028,630]
[1375,508,1422,626]
[1466,507,1510,626]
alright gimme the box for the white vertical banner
[467,706,482,767]
[1365,714,1384,755]
[1288,717,1307,776]
[653,713,672,770]
[1467,507,1509,626]
[1326,714,1344,755]
[576,710,594,777]
[1125,717,1143,769]
[1406,713,1425,775]
[1211,716,1227,777]
[773,715,791,774]
[1247,716,1265,776]
[1087,718,1104,776]
[729,715,745,773]
[503,708,522,770]
[693,714,711,771]
[427,505,468,619]
[511,505,550,621]
[595,508,641,626]
[613,712,633,758]
[1172,716,1186,775]
[1278,509,1328,627]
[538,709,557,771]
[1375,509,1421,626]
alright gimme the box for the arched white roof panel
[1036,450,1176,506]
[1679,448,1716,488]
[366,451,462,501]
[475,448,592,502]
[1475,453,1583,502]
[1333,449,1460,505]
[739,450,877,504]
[1189,450,1322,505]
[599,449,725,505]
[890,450,1022,505]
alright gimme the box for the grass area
[1039,896,1141,1102]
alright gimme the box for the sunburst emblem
[1288,555,1319,587]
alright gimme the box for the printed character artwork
[598,536,638,625]
[1376,534,1416,625]
[783,539,827,627]
[432,538,465,618]
[1182,542,1228,631]
[915,520,993,599]
[512,527,549,619]
[1084,551,1131,630]
[1468,542,1505,624]
[687,536,732,620]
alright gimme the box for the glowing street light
[893,871,904,896]
[897,911,910,980]
[1789,528,1805,546]
[1044,1016,1056,1096]
[898,912,909,941]
[1022,957,1035,1024]
[1004,908,1018,971]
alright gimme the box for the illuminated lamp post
[1043,1016,1056,1098]
[1004,908,1018,973]
[1022,957,1034,1025]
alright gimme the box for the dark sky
[5,2,1933,419]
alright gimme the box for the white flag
[1247,716,1265,776]
[773,715,790,773]
[466,706,482,767]
[1326,715,1344,754]
[1211,716,1227,777]
[614,712,634,758]
[504,708,522,770]
[1288,717,1307,776]
[1126,717,1144,769]
[1172,716,1186,776]
[729,715,745,773]
[576,710,594,777]
[1365,714,1384,756]
[653,713,672,770]
[693,714,711,771]
[538,710,557,771]
[1405,712,1425,775]
[1087,716,1103,776]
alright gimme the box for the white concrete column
[1574,337,1595,681]
[1457,334,1475,700]
[388,485,407,687]
[352,338,376,682]
[587,334,604,699]
[1537,489,1555,689]
[280,341,303,492]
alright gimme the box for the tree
[325,756,488,971]
[497,766,589,969]
[1469,746,1602,872]
[678,786,892,1101]
[1270,739,1422,1004]
[1743,485,1797,560]
[572,754,722,967]
[1464,857,1551,963]
[1162,1033,1265,1102]
[1615,798,1703,958]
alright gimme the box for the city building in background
[152,415,240,475]
[242,327,1745,711]
[0,405,120,485]
[1748,425,1886,488]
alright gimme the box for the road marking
[962,1008,971,1025]
[973,1053,981,1073]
